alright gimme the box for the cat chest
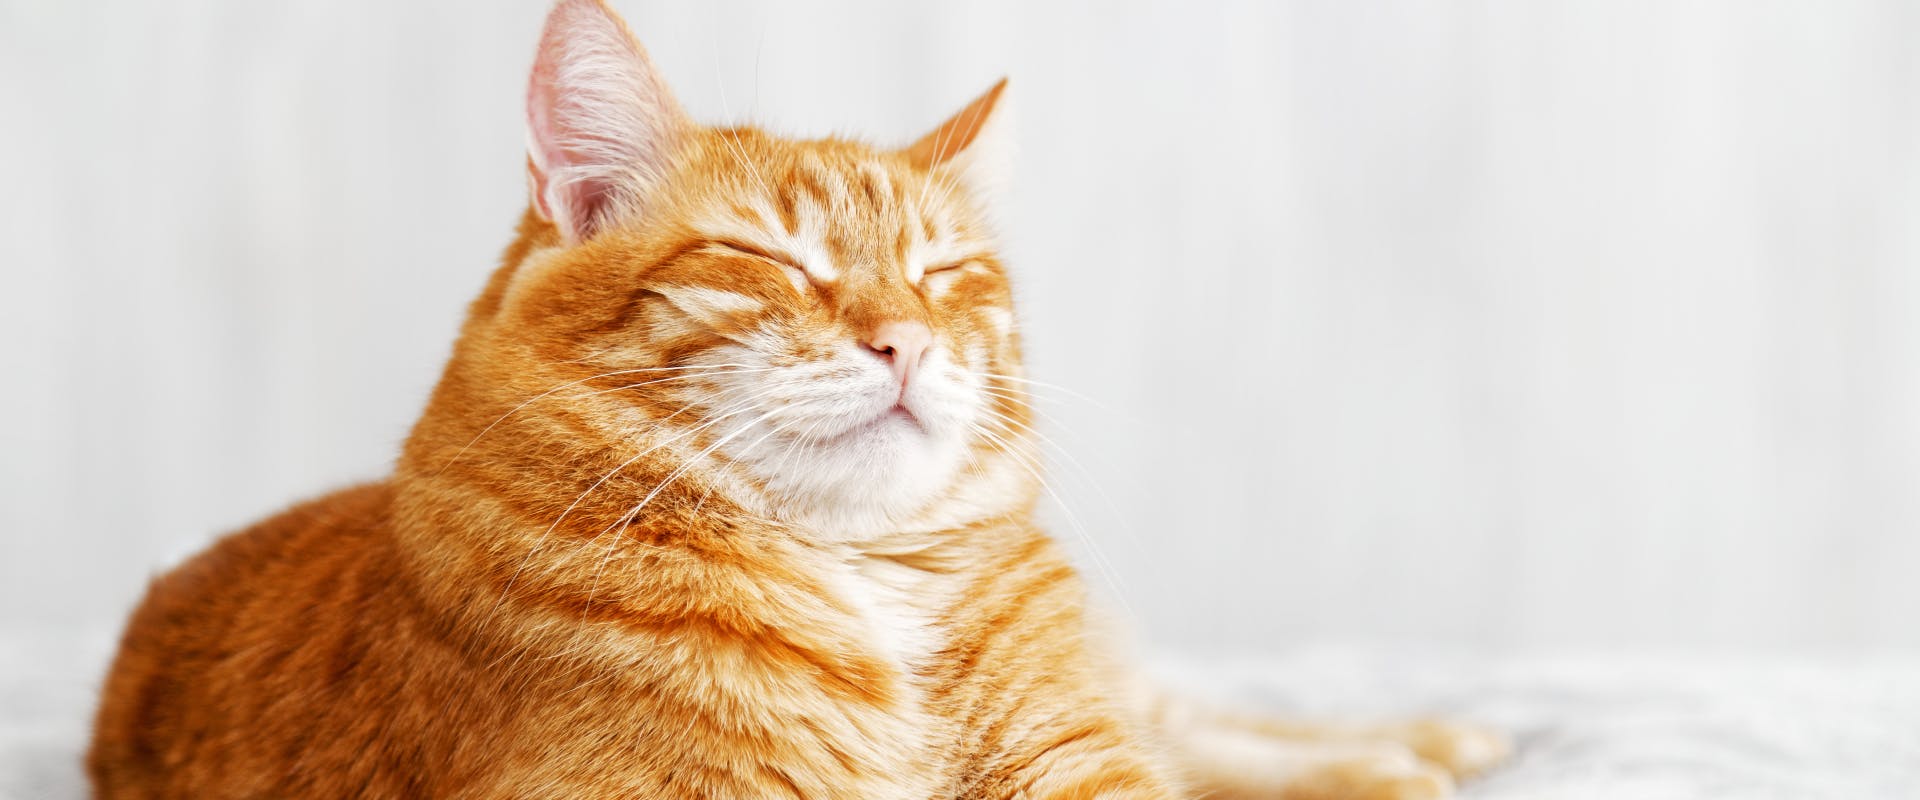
[800,553,968,794]
[832,553,947,674]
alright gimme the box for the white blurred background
[3,0,1916,657]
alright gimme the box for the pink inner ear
[526,59,616,235]
[525,97,563,224]
[524,0,688,242]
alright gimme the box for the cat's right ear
[525,0,691,243]
[904,78,1014,215]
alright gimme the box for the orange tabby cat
[88,2,1507,797]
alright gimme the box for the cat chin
[744,422,974,539]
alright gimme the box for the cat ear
[904,78,1013,208]
[526,0,691,242]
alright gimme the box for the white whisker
[966,421,1134,616]
[434,363,773,474]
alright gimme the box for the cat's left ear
[904,78,1013,209]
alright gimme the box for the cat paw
[1289,751,1455,800]
[1380,719,1511,780]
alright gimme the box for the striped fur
[87,2,1505,797]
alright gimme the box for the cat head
[408,0,1034,539]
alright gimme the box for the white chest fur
[828,547,947,675]
[797,544,961,799]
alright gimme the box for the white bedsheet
[7,630,1916,799]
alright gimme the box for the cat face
[446,0,1030,538]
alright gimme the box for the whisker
[578,407,793,617]
[562,366,779,401]
[706,3,775,201]
[966,421,1134,616]
[477,383,800,681]
[433,363,772,475]
[531,383,794,575]
[771,415,833,477]
[974,404,1149,562]
[978,384,1073,412]
[966,370,1122,413]
[543,406,804,679]
[476,381,789,644]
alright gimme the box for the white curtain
[3,0,1915,653]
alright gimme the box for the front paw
[1381,719,1511,780]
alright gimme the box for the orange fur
[88,2,1505,797]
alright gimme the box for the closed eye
[708,239,812,291]
[922,260,972,276]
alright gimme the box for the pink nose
[864,320,933,390]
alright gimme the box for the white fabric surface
[6,630,1915,799]
[1158,649,1920,799]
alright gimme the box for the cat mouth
[815,404,925,447]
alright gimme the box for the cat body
[89,2,1504,797]
[92,483,1143,798]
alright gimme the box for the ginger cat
[88,1,1507,797]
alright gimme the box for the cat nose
[863,320,932,390]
